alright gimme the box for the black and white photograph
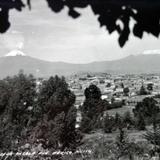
[0,0,160,159]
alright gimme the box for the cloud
[143,49,160,55]
[1,31,24,51]
[17,42,24,49]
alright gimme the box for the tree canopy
[0,0,159,47]
[80,84,108,133]
[0,73,82,152]
[133,97,159,118]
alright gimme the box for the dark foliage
[0,72,36,151]
[30,75,81,150]
[114,112,123,129]
[116,128,144,160]
[0,0,160,47]
[80,98,108,133]
[133,97,159,118]
[35,76,71,119]
[103,114,115,133]
[136,113,146,130]
[154,94,160,98]
[144,129,160,147]
[147,83,153,91]
[133,97,160,130]
[123,87,130,96]
[0,73,82,152]
[139,85,148,95]
[84,84,101,100]
[123,111,134,129]
[143,129,160,157]
[80,84,108,133]
[103,111,134,133]
[109,100,124,109]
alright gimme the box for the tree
[0,72,36,151]
[103,114,115,133]
[147,83,153,91]
[106,82,111,88]
[111,97,115,104]
[0,1,160,47]
[144,129,160,158]
[99,79,105,84]
[80,84,108,133]
[133,97,160,130]
[80,98,108,133]
[30,75,82,151]
[84,84,101,100]
[33,75,68,119]
[133,97,159,119]
[121,82,124,88]
[109,100,124,109]
[139,85,148,95]
[0,80,10,114]
[61,106,82,150]
[123,87,130,96]
[136,113,146,131]
[0,74,82,152]
[114,112,124,130]
[115,128,143,160]
[123,111,134,130]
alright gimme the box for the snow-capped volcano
[5,50,26,57]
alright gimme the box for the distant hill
[86,54,160,74]
[0,52,76,78]
[1,50,160,78]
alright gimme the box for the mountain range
[1,50,160,78]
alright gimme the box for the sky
[0,0,160,64]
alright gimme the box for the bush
[133,97,159,128]
[136,114,146,131]
[109,101,123,109]
[103,114,115,133]
[123,111,134,130]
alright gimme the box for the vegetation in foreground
[0,72,160,159]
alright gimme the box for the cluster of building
[67,73,160,106]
